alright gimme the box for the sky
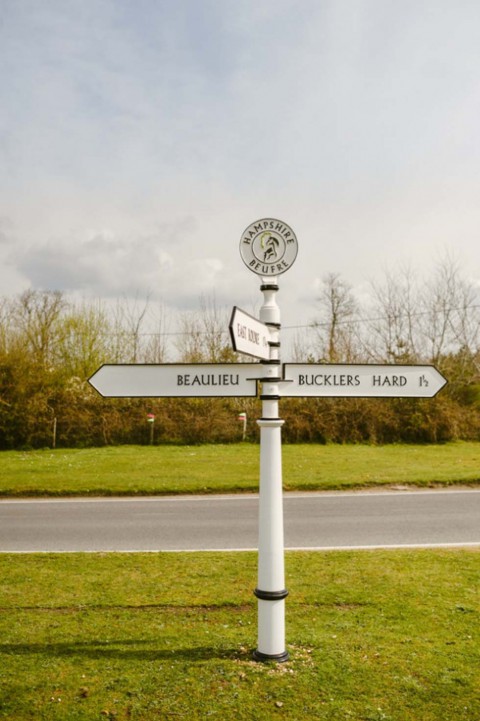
[1,0,480,352]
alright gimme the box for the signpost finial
[239,218,298,277]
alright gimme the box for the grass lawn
[0,550,478,720]
[1,442,480,497]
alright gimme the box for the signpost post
[239,217,299,663]
[88,216,447,664]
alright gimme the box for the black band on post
[260,394,281,401]
[253,649,290,663]
[260,284,279,292]
[254,588,289,601]
[269,341,281,348]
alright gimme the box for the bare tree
[313,273,359,362]
[368,267,419,363]
[176,293,234,362]
[143,302,169,363]
[417,255,480,369]
[0,296,12,355]
[13,290,66,366]
[365,256,480,391]
[199,293,234,362]
[419,258,459,364]
[416,256,480,389]
[290,328,315,363]
[111,294,151,362]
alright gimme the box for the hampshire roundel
[239,218,298,276]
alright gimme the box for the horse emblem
[260,233,280,261]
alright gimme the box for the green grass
[0,550,479,720]
[1,442,480,497]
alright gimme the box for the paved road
[1,489,479,552]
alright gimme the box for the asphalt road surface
[1,489,479,552]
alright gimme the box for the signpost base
[254,593,289,663]
[253,649,290,664]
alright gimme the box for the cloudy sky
[1,0,480,343]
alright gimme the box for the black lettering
[299,375,305,386]
[373,375,381,386]
[177,375,184,386]
[192,375,201,386]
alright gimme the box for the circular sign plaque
[239,218,298,276]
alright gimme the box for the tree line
[2,257,480,449]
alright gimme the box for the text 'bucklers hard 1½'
[239,218,298,276]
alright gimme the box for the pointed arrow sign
[280,364,447,398]
[88,363,262,398]
[229,306,271,360]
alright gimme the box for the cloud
[0,217,15,246]
[11,216,239,312]
[1,0,480,329]
[2,0,480,198]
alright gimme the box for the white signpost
[88,216,447,665]
[236,218,301,662]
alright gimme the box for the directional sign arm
[229,306,272,361]
[280,364,447,398]
[88,363,263,398]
